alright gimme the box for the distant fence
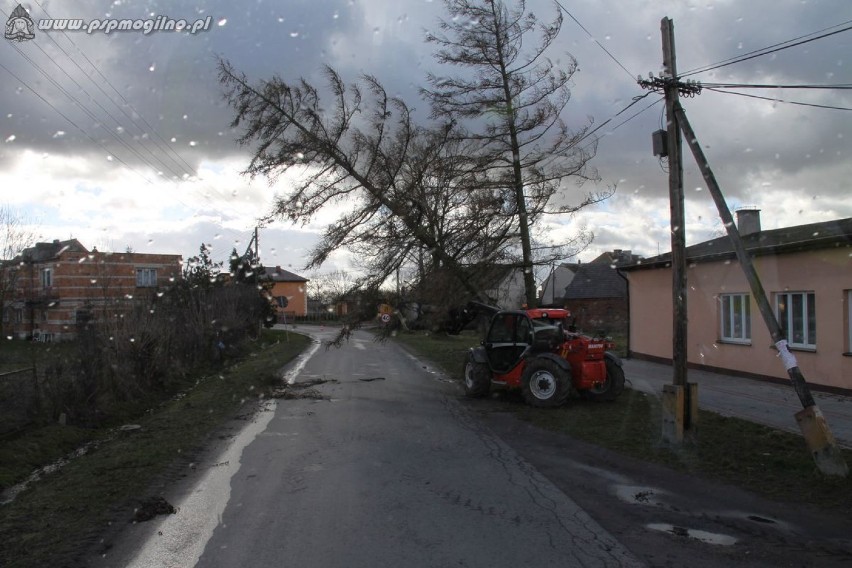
[0,368,38,436]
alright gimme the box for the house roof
[16,239,88,263]
[620,217,852,271]
[591,249,643,266]
[259,266,309,283]
[563,263,627,299]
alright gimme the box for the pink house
[621,211,852,392]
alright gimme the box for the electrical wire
[574,91,655,148]
[701,82,852,90]
[30,0,198,178]
[705,87,852,111]
[553,0,636,83]
[681,20,852,77]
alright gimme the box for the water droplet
[170,137,177,142]
[149,63,156,72]
[53,131,66,138]
[189,140,197,146]
[106,155,114,161]
[217,18,227,26]
[290,31,299,38]
[5,135,15,143]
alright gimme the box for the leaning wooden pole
[675,102,848,476]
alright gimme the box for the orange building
[258,266,309,319]
[621,212,852,392]
[2,239,181,341]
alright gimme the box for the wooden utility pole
[675,103,848,476]
[659,17,696,443]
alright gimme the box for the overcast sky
[1,0,850,282]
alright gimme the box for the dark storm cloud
[1,0,366,171]
[1,0,850,264]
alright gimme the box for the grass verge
[393,330,852,517]
[0,330,311,568]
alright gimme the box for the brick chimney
[735,208,761,236]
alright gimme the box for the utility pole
[652,17,697,444]
[639,20,847,476]
[674,104,848,477]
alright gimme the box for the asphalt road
[97,328,852,568]
[117,328,641,568]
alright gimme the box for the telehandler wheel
[462,357,491,398]
[585,357,626,402]
[521,358,571,408]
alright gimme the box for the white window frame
[775,291,816,350]
[41,267,53,288]
[136,267,157,288]
[720,293,751,344]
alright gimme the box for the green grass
[0,339,76,373]
[393,330,852,516]
[0,330,311,568]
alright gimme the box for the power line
[704,87,852,111]
[0,59,157,180]
[701,82,852,90]
[553,0,636,83]
[29,0,198,178]
[3,6,256,255]
[3,36,191,181]
[1,49,255,256]
[681,20,852,77]
[574,91,655,148]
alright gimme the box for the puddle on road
[614,485,669,507]
[647,523,738,546]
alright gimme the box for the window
[775,292,816,349]
[136,268,157,287]
[720,293,751,343]
[41,268,53,288]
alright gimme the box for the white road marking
[124,337,323,568]
[125,405,278,568]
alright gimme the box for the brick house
[559,250,641,340]
[1,239,181,341]
[620,211,852,392]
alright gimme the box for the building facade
[259,266,309,319]
[621,214,852,392]
[2,239,181,341]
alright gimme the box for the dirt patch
[269,379,337,400]
[359,377,386,382]
[270,388,327,400]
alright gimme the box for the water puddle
[716,510,793,532]
[647,523,738,546]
